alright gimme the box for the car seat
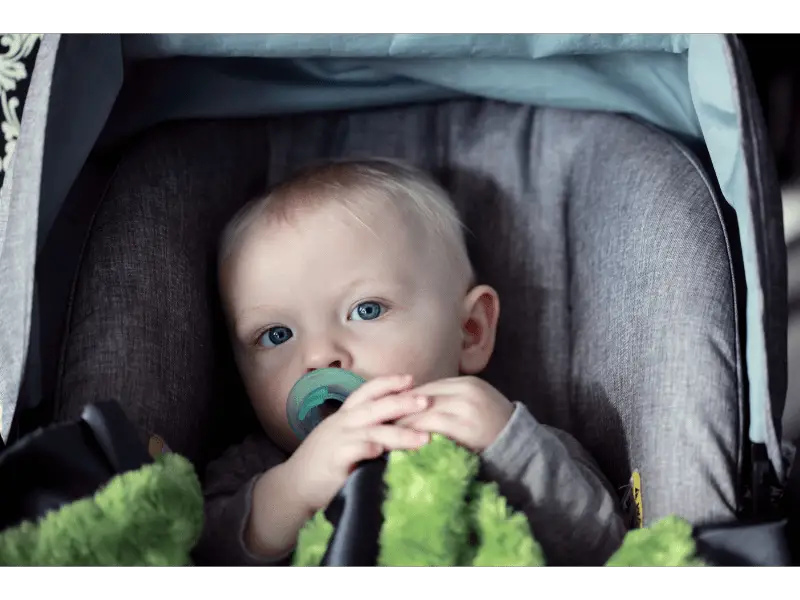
[0,35,790,564]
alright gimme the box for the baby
[197,159,627,566]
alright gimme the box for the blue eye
[349,301,385,322]
[258,326,293,348]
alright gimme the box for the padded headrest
[54,99,741,526]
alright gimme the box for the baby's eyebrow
[343,275,380,289]
[233,304,279,338]
[235,299,285,318]
[344,275,408,293]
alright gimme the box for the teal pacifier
[287,368,366,440]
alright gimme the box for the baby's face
[221,202,469,452]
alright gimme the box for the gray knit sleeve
[194,434,292,566]
[480,402,627,565]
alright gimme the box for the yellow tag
[148,434,170,458]
[631,470,644,528]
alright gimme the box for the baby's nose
[307,359,342,373]
[303,336,351,372]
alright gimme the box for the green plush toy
[0,435,703,566]
[0,453,203,566]
[293,434,705,567]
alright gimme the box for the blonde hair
[218,158,474,285]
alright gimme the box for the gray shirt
[195,401,627,566]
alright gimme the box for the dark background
[740,35,800,445]
[742,35,800,185]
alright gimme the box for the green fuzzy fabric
[0,434,701,566]
[0,453,203,566]
[606,515,705,566]
[379,433,483,566]
[294,434,704,567]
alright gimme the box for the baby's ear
[459,284,500,374]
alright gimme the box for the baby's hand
[285,374,430,514]
[396,376,513,452]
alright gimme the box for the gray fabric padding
[55,99,741,525]
[0,35,60,440]
[565,113,741,524]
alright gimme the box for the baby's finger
[335,439,385,469]
[396,411,473,448]
[407,378,465,397]
[341,374,414,409]
[345,394,430,428]
[362,424,430,451]
[394,412,421,428]
[394,395,461,427]
[336,426,428,467]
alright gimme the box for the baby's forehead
[220,207,469,328]
[230,204,440,287]
[262,193,427,244]
[238,195,418,254]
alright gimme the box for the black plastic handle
[319,455,388,566]
[0,401,151,533]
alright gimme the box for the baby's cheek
[239,359,286,417]
[234,350,300,451]
[375,326,457,383]
[250,382,298,450]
